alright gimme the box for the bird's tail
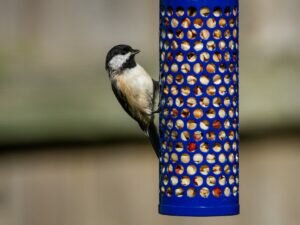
[148,121,161,158]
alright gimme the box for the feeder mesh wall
[159,0,239,216]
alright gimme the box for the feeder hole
[200,7,210,17]
[176,7,184,17]
[171,40,179,49]
[193,109,203,119]
[181,154,190,164]
[181,63,190,73]
[207,41,216,51]
[175,74,184,84]
[219,175,226,185]
[206,131,216,141]
[181,86,191,96]
[187,142,197,152]
[163,175,169,185]
[187,165,197,175]
[213,165,222,175]
[200,97,210,108]
[213,187,222,198]
[181,131,190,141]
[175,142,184,152]
[206,108,216,118]
[187,120,197,130]
[188,7,197,17]
[200,187,210,198]
[207,176,216,186]
[219,18,226,28]
[181,41,190,51]
[193,63,203,73]
[171,108,178,117]
[229,175,235,185]
[187,53,197,63]
[187,29,197,39]
[200,120,210,130]
[175,188,184,197]
[171,85,178,95]
[181,18,191,28]
[193,131,203,142]
[193,18,203,29]
[175,97,184,107]
[193,86,203,96]
[194,41,203,51]
[200,52,210,62]
[193,153,203,164]
[206,154,216,164]
[168,164,173,173]
[207,18,216,28]
[187,97,197,107]
[194,176,203,186]
[213,7,222,17]
[187,188,196,198]
[200,29,210,40]
[181,176,191,186]
[207,86,216,96]
[175,164,184,174]
[181,108,190,118]
[175,119,184,129]
[200,165,210,175]
[200,142,209,152]
[224,187,231,197]
[171,153,178,163]
[219,153,226,163]
[171,18,179,28]
[207,64,216,73]
[213,52,222,62]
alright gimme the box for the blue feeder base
[159,204,239,217]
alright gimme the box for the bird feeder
[159,0,239,216]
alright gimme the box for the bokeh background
[0,0,299,225]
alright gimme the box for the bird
[105,44,160,158]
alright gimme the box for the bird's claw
[152,106,161,115]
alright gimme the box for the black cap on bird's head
[105,44,140,73]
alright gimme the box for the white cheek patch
[109,52,131,70]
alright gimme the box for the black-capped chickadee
[105,44,160,158]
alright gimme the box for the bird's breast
[114,65,154,114]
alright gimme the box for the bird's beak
[132,49,140,55]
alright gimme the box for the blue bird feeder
[159,0,239,216]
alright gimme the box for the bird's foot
[152,106,161,115]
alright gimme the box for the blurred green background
[0,0,299,225]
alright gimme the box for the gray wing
[152,79,160,112]
[152,79,159,97]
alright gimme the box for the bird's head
[105,44,140,74]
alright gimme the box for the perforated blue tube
[159,0,239,216]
